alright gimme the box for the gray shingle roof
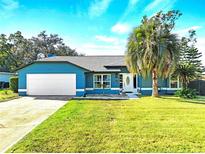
[37,55,126,72]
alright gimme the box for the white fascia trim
[111,88,120,90]
[140,87,182,90]
[85,88,94,90]
[76,89,85,92]
[18,89,27,92]
[140,88,152,90]
[165,88,182,90]
[86,88,120,90]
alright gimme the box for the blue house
[17,56,181,96]
[0,72,15,89]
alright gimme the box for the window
[94,75,102,88]
[170,76,180,88]
[119,74,123,89]
[94,74,111,89]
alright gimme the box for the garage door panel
[27,74,76,95]
[29,81,70,87]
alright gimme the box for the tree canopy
[175,30,203,88]
[0,31,82,72]
[126,10,181,96]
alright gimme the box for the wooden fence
[188,80,205,96]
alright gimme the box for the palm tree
[175,62,198,88]
[126,11,181,97]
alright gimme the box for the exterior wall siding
[86,89,120,94]
[141,75,152,88]
[0,73,14,82]
[18,62,87,96]
[138,75,177,95]
[120,66,129,73]
[138,75,169,88]
[18,62,178,97]
[85,72,120,94]
[141,89,177,95]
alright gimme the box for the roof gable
[37,56,126,72]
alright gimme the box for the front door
[122,73,134,92]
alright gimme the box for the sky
[0,0,205,65]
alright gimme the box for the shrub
[175,88,197,99]
[0,89,13,95]
[10,76,18,93]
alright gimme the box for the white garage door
[27,74,76,95]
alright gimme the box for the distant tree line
[0,31,82,72]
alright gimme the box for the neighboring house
[17,56,181,96]
[0,72,15,88]
[202,72,205,80]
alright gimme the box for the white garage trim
[85,88,94,90]
[27,74,76,95]
[76,89,85,92]
[111,88,120,90]
[18,89,27,92]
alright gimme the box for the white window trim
[169,76,181,89]
[93,74,111,89]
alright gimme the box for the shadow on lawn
[160,96,205,105]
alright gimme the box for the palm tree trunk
[152,68,159,97]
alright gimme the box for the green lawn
[7,96,205,153]
[0,89,18,102]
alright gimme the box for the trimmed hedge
[175,88,197,99]
[10,76,18,93]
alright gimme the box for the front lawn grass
[0,89,18,102]
[7,96,205,153]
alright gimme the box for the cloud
[120,0,139,21]
[111,23,131,34]
[77,43,125,55]
[0,0,19,18]
[144,0,163,11]
[144,0,177,13]
[95,35,120,44]
[196,37,205,66]
[175,26,202,37]
[88,0,112,18]
[1,0,19,10]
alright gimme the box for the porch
[84,72,181,96]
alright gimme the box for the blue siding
[120,67,129,73]
[141,89,176,95]
[18,62,87,96]
[158,78,168,87]
[85,72,120,94]
[111,73,120,88]
[141,90,152,95]
[86,89,120,94]
[138,75,177,95]
[85,73,120,88]
[141,75,152,88]
[18,91,27,96]
[138,75,169,88]
[18,62,176,97]
[85,73,93,88]
[0,74,13,82]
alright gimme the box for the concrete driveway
[0,96,68,153]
